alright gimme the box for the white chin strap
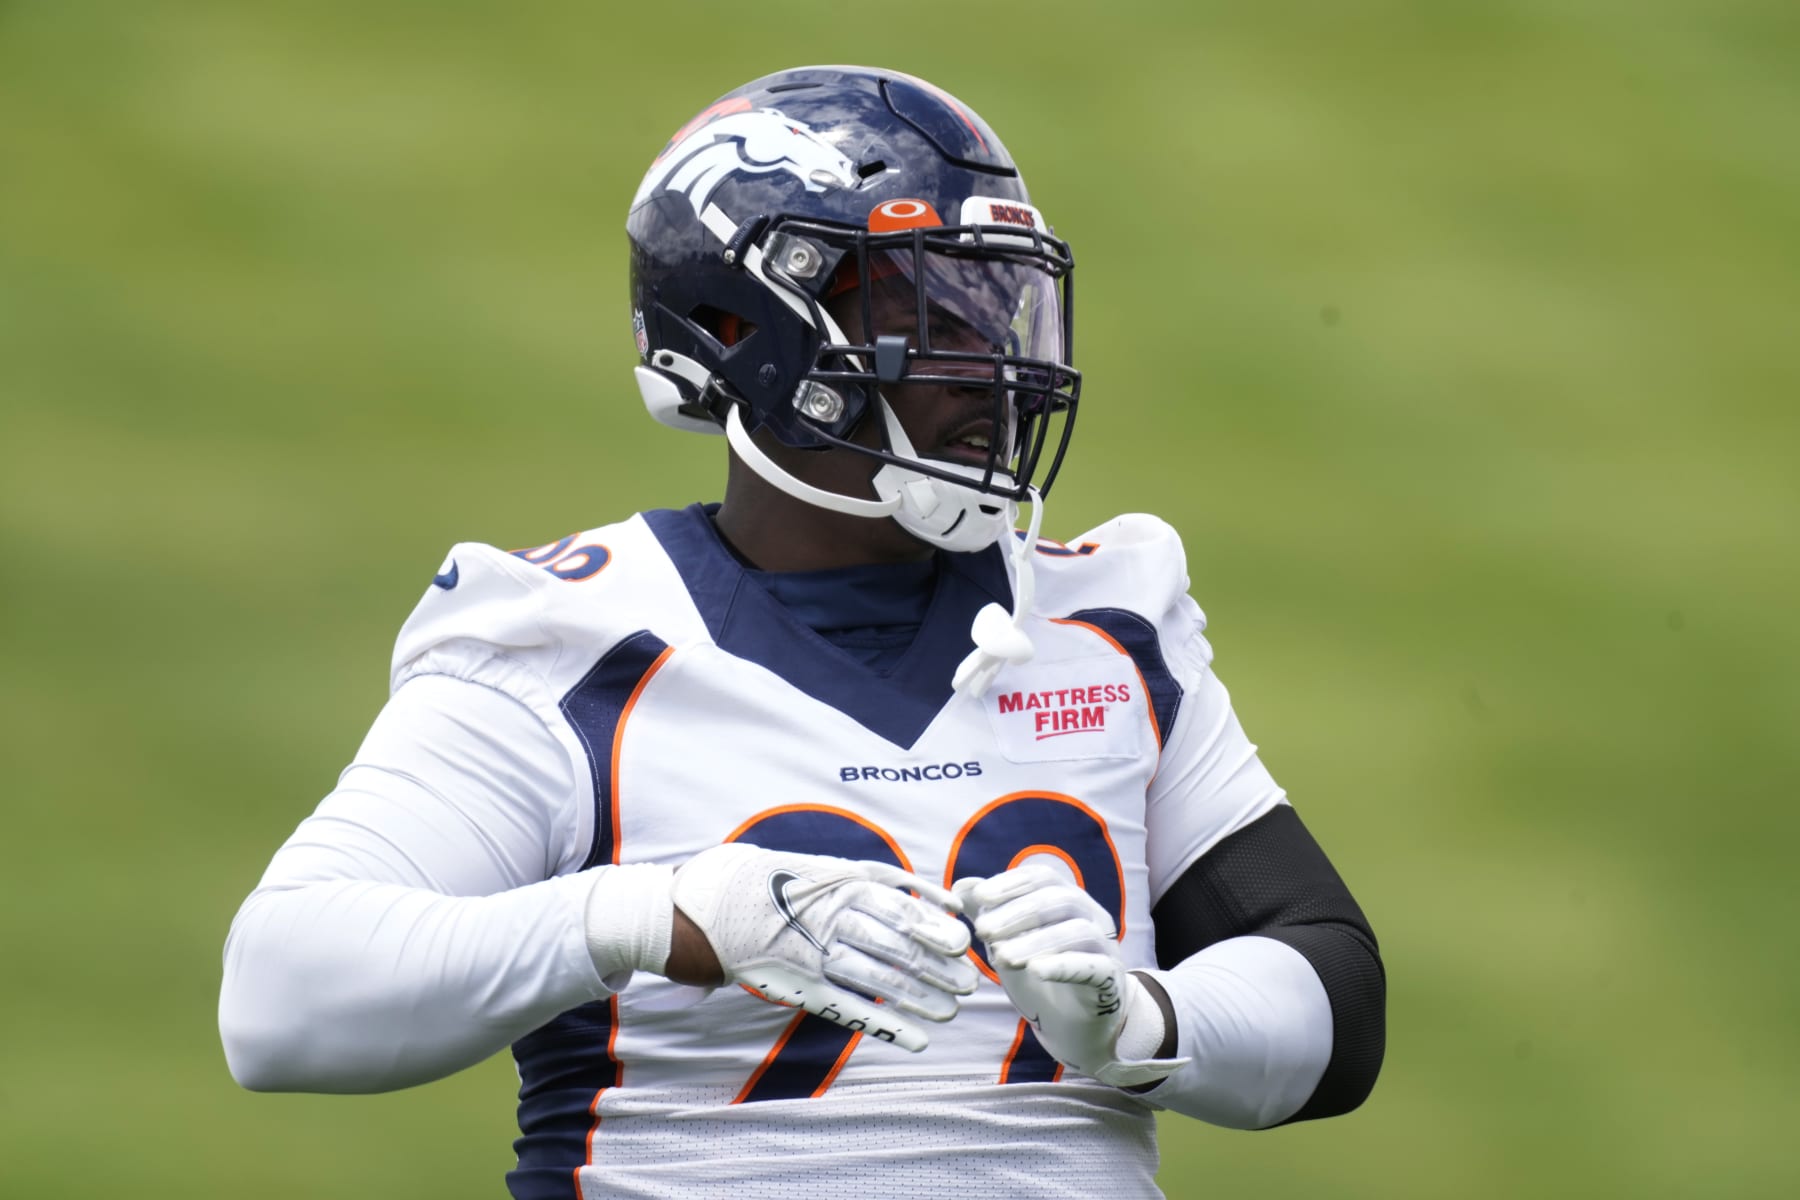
[724,393,1017,555]
[869,399,1016,555]
[725,404,900,519]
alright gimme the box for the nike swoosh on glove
[956,865,1189,1087]
[674,842,979,1051]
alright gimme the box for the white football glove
[956,865,1188,1088]
[673,843,978,1051]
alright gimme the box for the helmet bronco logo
[632,108,857,215]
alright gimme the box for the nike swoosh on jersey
[768,870,828,953]
[432,561,460,590]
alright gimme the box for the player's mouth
[933,419,1007,469]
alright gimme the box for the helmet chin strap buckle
[902,479,941,518]
[637,356,727,437]
[869,398,1016,553]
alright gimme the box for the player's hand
[672,843,978,1051]
[955,865,1188,1088]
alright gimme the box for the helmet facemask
[728,217,1079,552]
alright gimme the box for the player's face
[826,251,1062,470]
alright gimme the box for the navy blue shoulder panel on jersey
[1062,606,1183,744]
[559,629,672,871]
[643,504,1011,749]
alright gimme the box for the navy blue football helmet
[627,65,1079,552]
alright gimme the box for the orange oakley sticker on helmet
[868,198,944,232]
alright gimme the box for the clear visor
[850,248,1066,372]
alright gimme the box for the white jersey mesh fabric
[579,1078,1162,1199]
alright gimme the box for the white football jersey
[389,504,1286,1199]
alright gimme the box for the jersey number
[511,534,610,582]
[726,793,1123,1102]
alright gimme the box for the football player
[220,66,1385,1199]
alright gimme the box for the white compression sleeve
[1137,935,1333,1129]
[219,675,661,1093]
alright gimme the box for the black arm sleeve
[1150,803,1385,1123]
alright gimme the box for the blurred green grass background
[3,0,1797,1195]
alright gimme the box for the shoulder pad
[389,516,706,703]
[1028,513,1212,671]
[390,542,565,700]
[1027,513,1191,616]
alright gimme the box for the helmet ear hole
[689,304,758,348]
